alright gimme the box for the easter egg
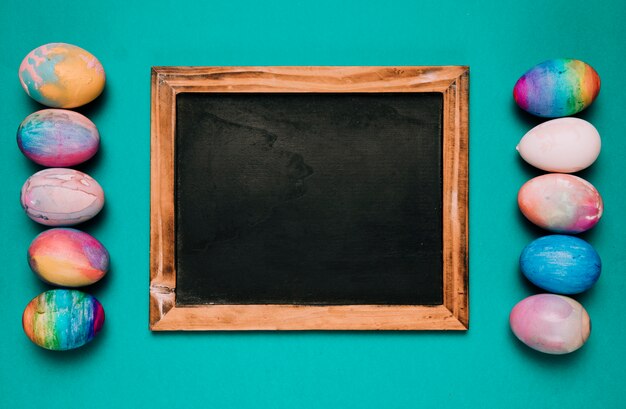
[518,174,602,233]
[21,168,105,226]
[18,43,105,108]
[513,59,600,117]
[517,118,601,173]
[510,294,590,354]
[520,235,601,294]
[28,228,109,287]
[17,109,100,167]
[22,289,104,351]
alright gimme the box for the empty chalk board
[150,66,468,330]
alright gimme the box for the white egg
[516,118,601,172]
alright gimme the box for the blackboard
[150,66,468,330]
[175,92,443,306]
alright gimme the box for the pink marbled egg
[518,173,603,233]
[510,294,590,354]
[21,168,104,226]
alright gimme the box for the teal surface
[1,0,625,407]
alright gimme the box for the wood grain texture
[150,66,469,330]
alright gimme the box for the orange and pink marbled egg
[28,228,109,287]
[518,173,603,233]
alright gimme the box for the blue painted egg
[17,109,100,167]
[520,235,601,294]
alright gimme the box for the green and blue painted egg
[22,289,105,351]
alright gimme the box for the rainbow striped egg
[514,59,600,117]
[518,173,602,233]
[17,109,100,167]
[22,289,104,351]
[28,228,109,287]
[19,43,105,108]
[510,294,590,354]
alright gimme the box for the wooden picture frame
[150,66,469,330]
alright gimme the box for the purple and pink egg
[17,109,100,167]
[28,228,109,287]
[510,294,590,354]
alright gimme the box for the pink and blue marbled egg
[28,228,109,287]
[514,59,600,118]
[22,289,104,351]
[17,109,100,167]
[518,173,603,233]
[21,168,104,226]
[19,43,105,108]
[510,294,590,354]
[520,235,601,294]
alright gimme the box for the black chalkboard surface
[175,93,443,306]
[150,66,468,330]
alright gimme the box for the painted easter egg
[513,59,600,117]
[22,289,104,351]
[17,109,100,167]
[517,118,601,173]
[18,43,105,108]
[510,294,590,354]
[28,228,109,287]
[518,174,602,233]
[520,235,601,294]
[21,168,105,226]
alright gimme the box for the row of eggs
[18,43,107,350]
[510,59,601,355]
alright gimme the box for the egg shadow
[515,154,543,180]
[73,142,105,175]
[21,93,47,115]
[74,86,109,119]
[510,102,546,129]
[74,205,108,234]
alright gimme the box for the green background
[1,0,625,407]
